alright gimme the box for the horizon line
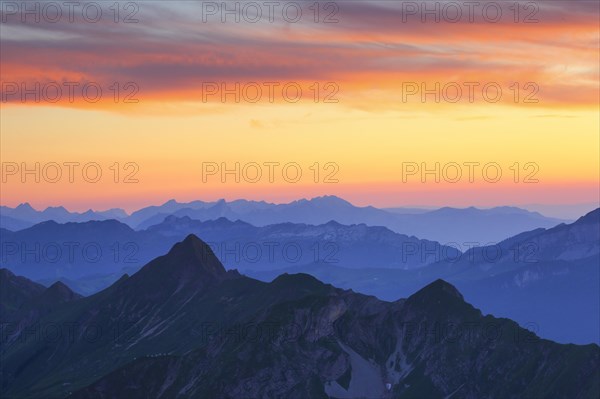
[2,195,598,217]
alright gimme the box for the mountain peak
[425,279,463,299]
[16,202,35,211]
[43,281,81,303]
[323,220,344,227]
[125,235,230,296]
[170,233,211,251]
[309,195,352,207]
[407,279,465,307]
[164,234,227,278]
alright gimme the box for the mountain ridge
[1,235,598,398]
[1,196,570,244]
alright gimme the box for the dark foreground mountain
[1,236,598,398]
[1,268,81,350]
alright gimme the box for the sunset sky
[1,0,598,212]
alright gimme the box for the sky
[1,0,599,212]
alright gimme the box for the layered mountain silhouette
[1,196,567,243]
[0,219,171,282]
[0,203,126,229]
[2,209,598,344]
[0,216,459,286]
[1,236,598,398]
[250,208,600,344]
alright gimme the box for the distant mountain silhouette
[0,214,33,231]
[131,197,566,243]
[1,237,598,398]
[1,196,567,243]
[0,216,459,288]
[146,215,461,270]
[1,203,127,227]
[0,219,172,284]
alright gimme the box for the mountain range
[1,196,568,243]
[249,209,600,344]
[0,216,458,288]
[0,203,127,230]
[2,208,598,344]
[1,235,598,398]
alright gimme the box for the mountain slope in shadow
[1,235,598,399]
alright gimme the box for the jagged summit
[169,232,220,256]
[147,234,228,282]
[168,233,215,254]
[106,234,234,300]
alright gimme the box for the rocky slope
[1,236,598,398]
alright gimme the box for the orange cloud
[1,1,597,111]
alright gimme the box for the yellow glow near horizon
[2,1,598,211]
[1,102,598,212]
